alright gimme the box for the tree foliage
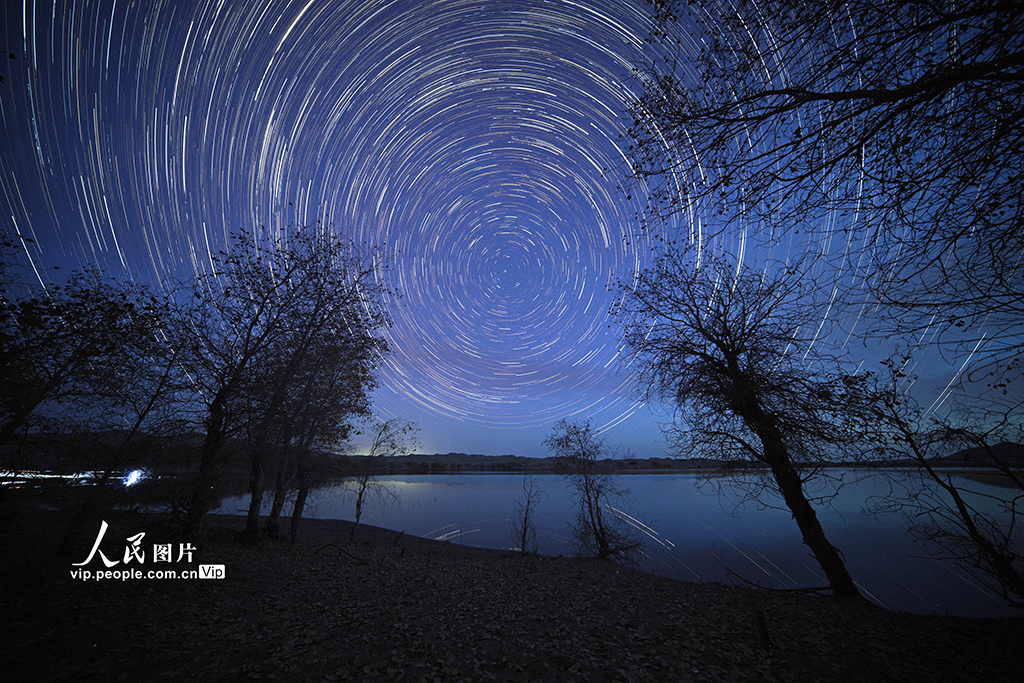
[628,0,1024,366]
[616,250,869,598]
[1,265,172,445]
[544,419,641,561]
[865,357,1024,606]
[174,226,393,540]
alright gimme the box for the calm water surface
[213,470,1021,617]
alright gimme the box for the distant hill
[332,452,725,474]
[933,442,1024,468]
[11,434,1020,479]
[336,445,1024,475]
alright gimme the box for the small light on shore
[122,469,148,487]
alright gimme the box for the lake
[212,470,1022,617]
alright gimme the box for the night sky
[0,0,975,458]
[1,0,687,456]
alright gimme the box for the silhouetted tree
[617,250,872,599]
[0,245,189,548]
[346,419,417,542]
[510,473,544,556]
[174,237,297,540]
[238,231,390,543]
[628,0,1023,371]
[265,329,380,539]
[866,357,1024,606]
[55,343,189,557]
[176,227,391,541]
[1,266,172,445]
[544,419,641,561]
[292,334,382,543]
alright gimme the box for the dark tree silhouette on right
[865,357,1024,607]
[616,250,874,600]
[627,0,1024,375]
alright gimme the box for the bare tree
[176,227,391,541]
[346,419,418,543]
[866,357,1024,606]
[1,266,172,445]
[510,473,544,556]
[0,249,192,551]
[173,238,299,540]
[627,0,1024,371]
[55,341,189,557]
[237,231,390,543]
[616,250,873,599]
[544,420,642,561]
[287,332,379,543]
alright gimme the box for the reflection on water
[212,470,1022,617]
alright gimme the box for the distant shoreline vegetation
[3,433,1021,479]
[333,443,1024,477]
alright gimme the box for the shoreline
[3,504,1024,682]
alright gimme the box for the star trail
[1,0,673,456]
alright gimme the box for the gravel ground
[3,506,1022,682]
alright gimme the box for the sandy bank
[2,505,1022,682]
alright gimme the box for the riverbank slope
[2,506,1022,682]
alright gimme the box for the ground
[2,505,1022,682]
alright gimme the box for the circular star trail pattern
[1,0,664,439]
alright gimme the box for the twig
[755,609,773,649]
[316,543,368,565]
[726,566,831,595]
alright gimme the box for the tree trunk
[182,446,218,541]
[942,474,1024,600]
[350,485,365,543]
[764,443,862,599]
[265,483,285,538]
[182,394,229,541]
[265,448,292,538]
[289,461,309,544]
[731,369,863,601]
[243,450,265,544]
